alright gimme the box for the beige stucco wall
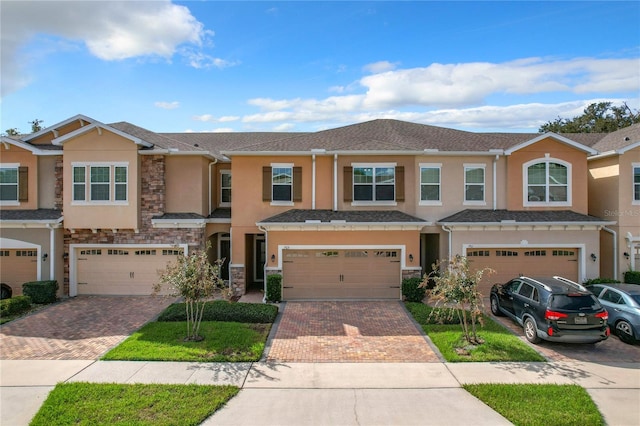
[165,156,213,216]
[38,156,58,209]
[29,120,86,145]
[0,144,39,210]
[506,138,589,213]
[62,129,139,230]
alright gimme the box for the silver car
[588,283,640,344]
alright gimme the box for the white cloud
[1,0,228,97]
[192,114,240,123]
[154,101,180,110]
[359,57,640,109]
[363,61,398,74]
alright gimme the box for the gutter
[333,154,338,211]
[442,225,452,260]
[208,158,219,215]
[257,225,268,303]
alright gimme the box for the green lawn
[464,383,605,426]
[30,382,238,426]
[405,302,545,362]
[102,321,270,362]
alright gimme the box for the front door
[254,236,265,282]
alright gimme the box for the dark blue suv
[490,276,610,344]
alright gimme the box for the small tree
[154,244,231,341]
[423,255,494,345]
[29,119,44,133]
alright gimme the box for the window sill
[524,202,571,207]
[0,201,20,207]
[351,201,398,207]
[419,201,442,207]
[463,201,487,206]
[71,201,130,206]
[270,201,294,207]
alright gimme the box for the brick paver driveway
[0,296,175,360]
[266,301,439,362]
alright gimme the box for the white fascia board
[52,123,153,148]
[1,137,61,156]
[505,132,598,156]
[151,219,206,229]
[24,114,97,141]
[257,221,430,231]
[0,218,64,229]
[617,140,640,154]
[588,150,618,161]
[221,150,504,157]
[138,149,218,160]
[204,218,232,224]
[437,220,616,227]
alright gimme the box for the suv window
[550,294,599,310]
[518,283,535,299]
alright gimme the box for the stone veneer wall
[402,269,422,280]
[54,156,63,210]
[230,265,245,296]
[62,155,207,295]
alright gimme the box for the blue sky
[2,1,639,134]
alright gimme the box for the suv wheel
[523,317,541,344]
[490,295,503,316]
[615,320,635,344]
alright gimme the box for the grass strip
[102,321,270,362]
[405,302,545,362]
[30,382,239,426]
[464,383,604,426]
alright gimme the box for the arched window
[524,159,570,205]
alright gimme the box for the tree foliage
[155,244,231,341]
[29,119,44,133]
[539,102,640,133]
[3,128,19,136]
[423,255,494,345]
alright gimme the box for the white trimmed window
[524,158,570,206]
[72,163,128,204]
[272,164,293,203]
[353,163,395,203]
[0,164,19,204]
[220,170,231,206]
[420,163,441,205]
[464,164,486,204]
[633,164,640,204]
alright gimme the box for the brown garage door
[0,249,38,296]
[468,248,579,296]
[282,249,401,300]
[76,247,182,295]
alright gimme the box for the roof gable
[504,132,598,156]
[23,114,97,142]
[52,122,153,148]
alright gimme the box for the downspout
[48,224,55,280]
[333,154,338,211]
[442,225,452,260]
[208,158,219,215]
[312,154,316,210]
[602,226,618,280]
[493,154,498,210]
[258,225,268,303]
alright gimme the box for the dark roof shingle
[438,209,611,224]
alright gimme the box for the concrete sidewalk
[2,360,639,425]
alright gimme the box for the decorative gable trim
[0,137,61,156]
[52,123,153,148]
[23,114,97,142]
[505,132,598,156]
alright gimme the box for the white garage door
[0,249,38,296]
[282,249,401,300]
[76,247,182,295]
[468,248,579,296]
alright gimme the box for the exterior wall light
[271,254,276,263]
[409,254,414,262]
[590,253,597,262]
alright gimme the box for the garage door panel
[282,249,400,300]
[76,247,179,296]
[469,248,579,297]
[0,249,38,296]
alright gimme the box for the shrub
[266,274,282,303]
[158,300,278,323]
[402,277,426,302]
[583,278,621,285]
[624,270,640,284]
[22,280,58,304]
[0,295,32,317]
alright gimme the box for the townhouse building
[1,115,637,300]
